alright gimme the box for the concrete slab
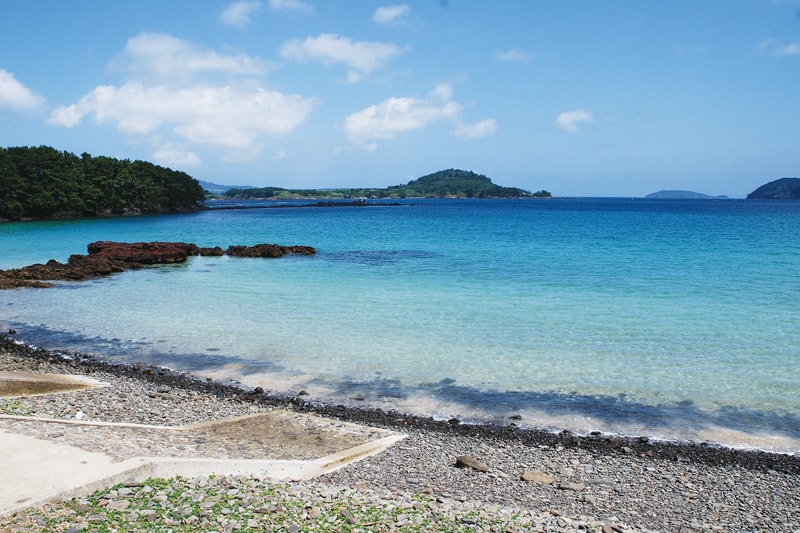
[0,411,405,517]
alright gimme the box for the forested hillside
[746,177,800,200]
[0,146,205,220]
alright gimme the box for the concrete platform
[0,410,405,516]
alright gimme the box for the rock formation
[0,241,315,289]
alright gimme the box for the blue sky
[1,0,798,197]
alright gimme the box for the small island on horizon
[645,190,729,199]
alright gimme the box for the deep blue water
[1,198,799,453]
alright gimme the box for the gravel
[1,334,798,532]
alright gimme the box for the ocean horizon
[1,197,799,454]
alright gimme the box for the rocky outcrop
[226,244,316,258]
[0,241,314,289]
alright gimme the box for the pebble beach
[0,334,798,532]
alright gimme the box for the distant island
[221,169,550,200]
[645,190,728,199]
[0,146,205,221]
[746,177,800,200]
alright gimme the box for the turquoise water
[1,198,799,453]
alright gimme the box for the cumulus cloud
[111,32,268,82]
[279,33,406,83]
[555,109,593,132]
[48,33,316,163]
[0,69,45,115]
[344,84,495,150]
[49,82,316,148]
[496,48,533,62]
[220,1,262,28]
[268,0,313,13]
[373,4,411,24]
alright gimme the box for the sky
[1,1,798,197]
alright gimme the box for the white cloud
[112,32,269,82]
[373,4,411,24]
[268,0,313,13]
[279,33,406,83]
[273,148,289,160]
[153,145,202,167]
[344,84,495,150]
[454,119,497,140]
[50,82,316,149]
[496,49,533,62]
[0,69,45,115]
[555,109,593,132]
[220,1,262,28]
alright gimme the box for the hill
[223,169,549,200]
[645,190,727,199]
[0,146,205,220]
[746,177,800,200]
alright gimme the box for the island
[221,169,550,200]
[746,177,800,200]
[645,190,727,199]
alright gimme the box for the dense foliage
[223,169,550,200]
[746,177,800,200]
[0,146,205,220]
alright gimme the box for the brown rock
[226,244,316,258]
[521,471,555,484]
[454,455,489,472]
[0,241,314,289]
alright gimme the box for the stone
[106,499,130,511]
[455,455,489,472]
[556,482,585,492]
[521,471,555,484]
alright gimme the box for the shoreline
[1,333,799,530]
[1,333,797,475]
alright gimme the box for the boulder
[454,455,489,472]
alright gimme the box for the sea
[1,197,798,454]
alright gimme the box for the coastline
[1,333,798,531]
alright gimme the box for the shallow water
[1,198,799,453]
